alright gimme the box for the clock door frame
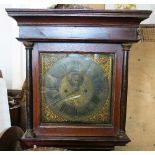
[32,42,123,137]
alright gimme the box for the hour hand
[64,94,81,102]
[53,89,78,105]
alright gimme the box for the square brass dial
[40,52,113,124]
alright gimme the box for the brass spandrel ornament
[40,53,113,124]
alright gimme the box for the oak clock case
[32,43,124,138]
[6,9,151,150]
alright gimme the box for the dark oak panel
[6,9,151,27]
[19,26,137,43]
[32,43,123,138]
[21,135,130,150]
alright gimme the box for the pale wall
[116,42,155,151]
[0,4,25,89]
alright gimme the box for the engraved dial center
[59,72,92,107]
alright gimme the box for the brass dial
[43,54,109,121]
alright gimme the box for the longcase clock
[6,9,151,150]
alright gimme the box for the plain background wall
[0,4,21,89]
[0,4,26,90]
[116,42,155,151]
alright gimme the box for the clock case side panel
[31,43,124,138]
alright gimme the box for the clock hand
[52,89,79,105]
[64,95,81,102]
